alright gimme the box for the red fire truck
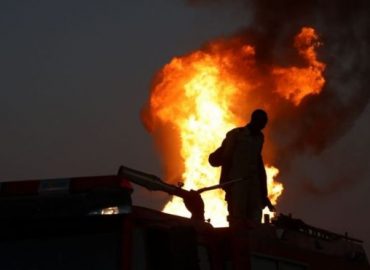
[0,166,368,270]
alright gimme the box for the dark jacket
[209,126,269,207]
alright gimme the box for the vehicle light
[88,205,131,216]
[101,207,119,215]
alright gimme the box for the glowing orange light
[273,27,326,105]
[143,27,325,227]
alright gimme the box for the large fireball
[142,27,325,227]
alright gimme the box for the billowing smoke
[180,0,370,195]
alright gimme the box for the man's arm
[221,128,239,163]
[258,155,276,212]
[259,155,268,199]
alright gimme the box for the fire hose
[118,165,247,222]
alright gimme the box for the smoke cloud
[181,0,370,195]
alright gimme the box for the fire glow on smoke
[143,27,325,227]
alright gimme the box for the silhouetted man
[209,109,274,270]
[209,109,274,226]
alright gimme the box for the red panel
[1,180,40,195]
[120,178,133,190]
[69,175,119,192]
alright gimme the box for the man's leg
[229,218,252,270]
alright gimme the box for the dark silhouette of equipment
[1,169,369,269]
[118,165,245,222]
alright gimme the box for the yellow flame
[262,166,284,222]
[161,56,283,227]
[162,57,238,227]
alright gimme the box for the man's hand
[265,197,276,212]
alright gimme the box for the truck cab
[0,173,369,270]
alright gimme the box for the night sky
[1,0,369,255]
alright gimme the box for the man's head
[250,109,268,131]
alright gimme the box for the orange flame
[273,27,326,105]
[143,27,325,227]
[262,166,283,221]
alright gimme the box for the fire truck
[0,166,368,270]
